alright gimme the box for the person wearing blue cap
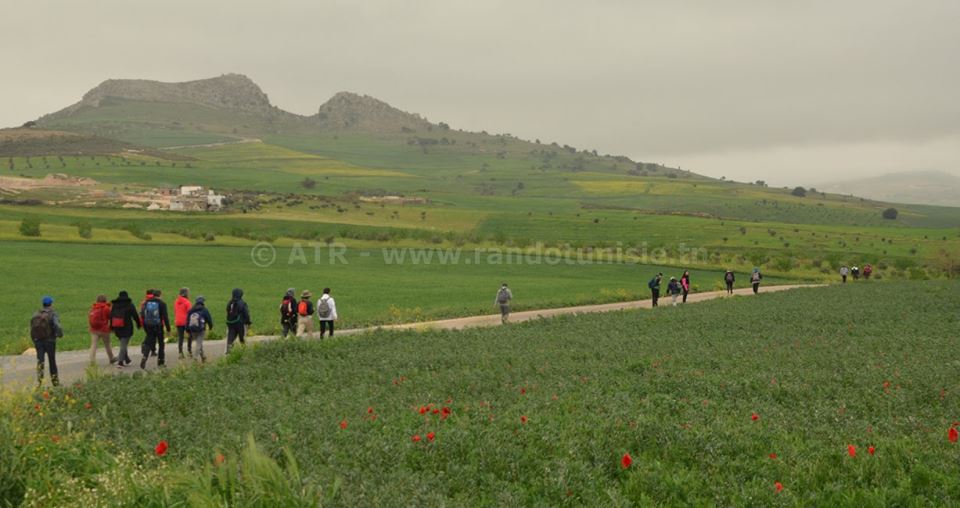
[29,296,64,386]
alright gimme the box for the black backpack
[647,278,657,290]
[30,311,53,341]
[227,300,241,324]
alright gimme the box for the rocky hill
[312,92,432,133]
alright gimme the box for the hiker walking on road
[852,266,860,281]
[279,288,298,338]
[226,288,252,353]
[648,273,663,307]
[88,294,116,365]
[30,296,63,386]
[750,268,763,294]
[840,265,849,284]
[667,276,683,306]
[174,287,193,359]
[140,289,171,369]
[318,288,338,338]
[724,270,735,294]
[296,290,316,337]
[186,296,214,363]
[495,283,513,323]
[863,263,873,280]
[110,291,140,368]
[680,270,691,303]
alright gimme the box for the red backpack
[89,304,110,330]
[298,300,309,316]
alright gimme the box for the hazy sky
[3,0,959,186]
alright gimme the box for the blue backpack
[143,300,161,327]
[648,278,657,290]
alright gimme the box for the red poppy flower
[949,427,959,443]
[867,446,875,455]
[751,413,759,421]
[50,435,60,443]
[418,406,428,415]
[621,453,632,469]
[445,398,453,404]
[432,408,440,415]
[520,387,526,395]
[427,431,435,442]
[847,444,856,457]
[339,420,348,430]
[367,407,374,414]
[155,440,169,457]
[774,481,783,493]
[769,453,777,460]
[34,404,41,412]
[84,402,93,410]
[42,391,50,400]
[214,453,225,466]
[441,406,451,417]
[520,415,528,425]
[411,434,422,442]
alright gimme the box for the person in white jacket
[317,287,338,338]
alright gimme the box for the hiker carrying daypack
[226,288,251,353]
[31,296,63,386]
[279,288,298,338]
[648,273,662,307]
[318,288,338,338]
[296,290,316,337]
[186,297,214,362]
[143,299,162,327]
[495,283,513,324]
[724,271,735,294]
[750,268,762,294]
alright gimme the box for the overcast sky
[3,0,958,186]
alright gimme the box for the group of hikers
[647,268,764,307]
[28,287,338,387]
[839,263,873,283]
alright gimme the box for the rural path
[1,284,816,389]
[159,137,262,150]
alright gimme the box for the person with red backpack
[110,290,140,368]
[174,287,193,359]
[140,288,171,369]
[863,263,873,280]
[226,288,252,353]
[296,290,316,338]
[88,294,116,366]
[31,296,63,386]
[279,288,298,338]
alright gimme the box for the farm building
[168,185,225,211]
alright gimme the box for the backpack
[30,311,53,341]
[751,272,761,283]
[227,300,241,324]
[143,300,161,327]
[187,311,206,333]
[725,272,734,282]
[298,300,309,316]
[280,298,296,320]
[318,298,331,318]
[647,278,657,290]
[89,305,109,329]
[497,289,510,304]
[110,305,126,329]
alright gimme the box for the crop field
[2,281,958,505]
[0,241,767,355]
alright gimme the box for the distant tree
[21,120,37,128]
[76,221,93,239]
[438,122,450,130]
[301,177,317,189]
[19,217,40,237]
[882,207,898,220]
[755,180,766,187]
[791,186,807,197]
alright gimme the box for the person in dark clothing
[750,268,763,294]
[680,270,691,303]
[226,288,252,353]
[30,296,64,386]
[724,270,735,294]
[279,288,298,338]
[648,273,663,307]
[186,296,214,362]
[110,290,141,368]
[140,289,171,369]
[666,277,683,306]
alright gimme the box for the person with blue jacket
[186,296,214,363]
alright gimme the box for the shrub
[75,221,93,239]
[791,187,807,197]
[882,207,898,220]
[18,217,40,237]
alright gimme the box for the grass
[3,281,959,505]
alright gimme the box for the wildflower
[775,481,783,493]
[214,453,225,466]
[441,406,451,419]
[34,404,41,412]
[155,440,169,457]
[42,391,50,400]
[339,420,348,430]
[427,431,435,442]
[867,446,875,455]
[949,426,958,443]
[520,415,528,425]
[432,408,440,415]
[520,387,526,395]
[411,434,422,442]
[367,407,374,414]
[847,444,856,457]
[769,453,777,460]
[84,402,93,410]
[418,406,428,415]
[621,453,632,469]
[751,413,759,421]
[50,435,60,443]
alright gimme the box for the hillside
[0,127,179,159]
[820,170,960,207]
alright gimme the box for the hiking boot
[157,362,166,368]
[117,363,125,370]
[51,375,60,387]
[109,357,118,365]
[179,352,185,360]
[140,357,147,370]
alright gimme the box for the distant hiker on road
[750,268,763,294]
[840,265,849,284]
[88,294,116,366]
[495,283,513,323]
[280,288,298,338]
[174,287,193,358]
[680,270,691,303]
[30,296,63,386]
[110,291,140,368]
[852,266,860,281]
[140,289,171,369]
[226,288,252,353]
[296,290,316,337]
[724,270,735,294]
[187,296,214,363]
[863,263,873,280]
[318,288,338,338]
[666,276,682,306]
[648,273,663,307]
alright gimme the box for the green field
[3,282,958,505]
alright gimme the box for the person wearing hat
[30,296,64,386]
[186,296,214,362]
[110,290,141,368]
[296,290,316,337]
[494,283,513,324]
[666,276,683,306]
[279,288,298,338]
